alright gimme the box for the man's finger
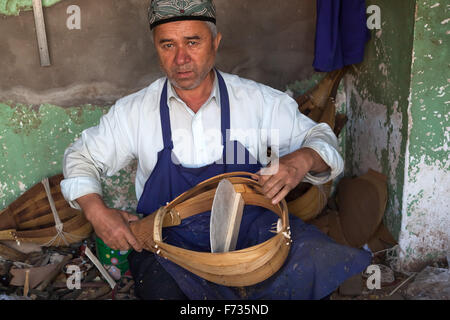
[265,179,286,200]
[272,185,291,205]
[261,174,283,195]
[257,173,272,187]
[107,240,119,251]
[126,213,140,222]
[124,228,143,252]
[117,237,131,251]
[119,211,135,223]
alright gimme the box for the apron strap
[216,70,230,160]
[159,70,231,154]
[159,80,174,150]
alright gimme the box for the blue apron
[132,70,371,300]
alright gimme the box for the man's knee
[128,250,187,300]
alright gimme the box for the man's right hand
[76,194,143,252]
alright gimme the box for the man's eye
[188,41,198,46]
[163,44,173,49]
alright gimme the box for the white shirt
[61,70,343,209]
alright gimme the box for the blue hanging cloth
[313,0,370,72]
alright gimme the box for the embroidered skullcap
[148,0,216,30]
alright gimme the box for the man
[61,0,371,299]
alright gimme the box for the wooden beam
[32,0,51,67]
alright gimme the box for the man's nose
[175,46,191,65]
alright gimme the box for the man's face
[153,20,222,90]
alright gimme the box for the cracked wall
[345,0,415,242]
[346,0,449,271]
[398,0,449,271]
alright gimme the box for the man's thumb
[127,213,140,222]
[120,211,139,223]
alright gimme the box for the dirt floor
[330,251,449,301]
[1,234,448,300]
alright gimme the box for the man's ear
[214,32,222,51]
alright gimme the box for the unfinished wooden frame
[130,172,291,287]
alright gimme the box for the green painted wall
[0,0,62,16]
[0,102,104,208]
[346,0,449,270]
[397,0,449,271]
[0,102,138,212]
[345,0,416,240]
[408,1,448,172]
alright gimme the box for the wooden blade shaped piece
[210,179,245,253]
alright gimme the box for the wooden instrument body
[130,172,291,287]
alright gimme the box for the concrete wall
[0,0,316,106]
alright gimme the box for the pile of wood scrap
[0,235,136,300]
[0,175,134,300]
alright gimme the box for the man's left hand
[251,148,330,205]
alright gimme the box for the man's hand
[252,148,330,205]
[76,194,143,252]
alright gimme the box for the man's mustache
[174,69,194,73]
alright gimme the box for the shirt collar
[166,69,220,110]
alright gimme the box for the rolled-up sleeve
[270,94,344,185]
[300,122,344,184]
[61,101,136,209]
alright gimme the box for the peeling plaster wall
[398,0,449,271]
[0,0,62,16]
[0,102,105,208]
[345,0,416,241]
[0,102,138,212]
[346,0,449,270]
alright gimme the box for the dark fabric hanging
[313,0,370,72]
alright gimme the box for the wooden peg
[32,0,51,67]
[23,270,30,297]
